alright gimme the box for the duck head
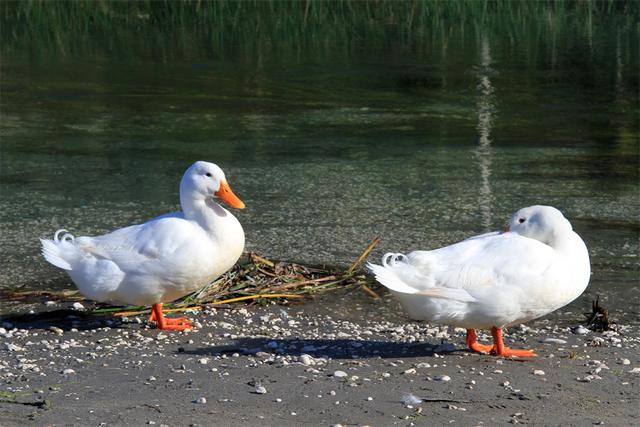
[180,161,245,209]
[507,205,572,247]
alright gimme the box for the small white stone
[542,338,567,344]
[433,375,451,382]
[275,398,282,403]
[533,370,545,376]
[45,301,56,306]
[195,397,207,404]
[72,302,85,311]
[333,370,348,378]
[403,368,417,375]
[62,368,76,375]
[300,354,313,366]
[255,385,267,394]
[573,326,589,335]
[629,368,640,374]
[198,358,209,365]
[620,359,631,366]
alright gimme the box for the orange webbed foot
[470,342,495,354]
[492,347,537,357]
[157,321,193,331]
[466,329,494,354]
[491,327,537,358]
[149,303,193,331]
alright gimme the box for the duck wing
[370,232,555,303]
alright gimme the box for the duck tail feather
[40,238,73,270]
[367,260,422,294]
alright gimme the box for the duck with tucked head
[368,205,590,357]
[41,161,246,330]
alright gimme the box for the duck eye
[518,218,525,223]
[205,172,212,177]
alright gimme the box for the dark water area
[0,2,638,322]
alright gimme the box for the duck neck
[180,192,245,272]
[181,192,228,234]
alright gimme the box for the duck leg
[149,303,193,331]
[490,327,536,357]
[466,329,494,354]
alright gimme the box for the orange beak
[214,180,245,209]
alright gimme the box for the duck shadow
[181,337,460,360]
[0,309,126,332]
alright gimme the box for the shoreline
[1,291,638,426]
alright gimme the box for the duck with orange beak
[41,161,246,330]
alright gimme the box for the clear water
[1,9,638,322]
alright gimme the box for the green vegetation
[1,0,637,64]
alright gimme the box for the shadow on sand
[181,337,460,360]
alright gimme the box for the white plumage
[41,161,246,330]
[368,205,590,357]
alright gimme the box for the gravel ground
[1,291,639,427]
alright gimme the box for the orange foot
[490,327,537,357]
[149,303,193,331]
[466,328,537,357]
[466,329,494,354]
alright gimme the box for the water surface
[1,3,638,321]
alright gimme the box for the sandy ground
[1,291,638,427]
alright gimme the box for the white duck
[41,161,246,331]
[368,205,590,357]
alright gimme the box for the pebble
[403,368,417,375]
[62,368,76,375]
[620,359,630,365]
[333,370,348,378]
[541,338,567,344]
[533,370,545,376]
[49,326,64,335]
[198,358,209,365]
[433,375,451,382]
[5,343,24,352]
[72,302,85,310]
[629,368,640,374]
[195,397,207,404]
[300,354,313,366]
[573,326,589,335]
[255,385,267,394]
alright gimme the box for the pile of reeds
[3,238,381,317]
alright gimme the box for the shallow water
[0,5,638,322]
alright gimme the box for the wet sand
[1,290,638,427]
